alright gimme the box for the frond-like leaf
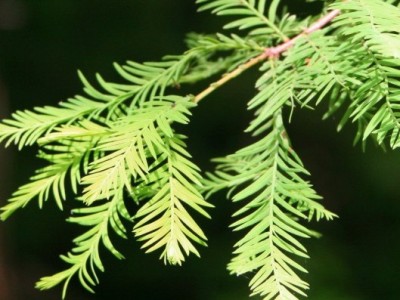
[36,188,130,299]
[197,0,294,41]
[81,96,195,204]
[321,40,400,149]
[133,135,213,266]
[205,112,335,299]
[351,56,400,148]
[331,0,400,58]
[247,31,357,135]
[0,96,106,149]
[0,138,95,220]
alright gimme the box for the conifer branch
[2,1,400,299]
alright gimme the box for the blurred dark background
[0,1,399,299]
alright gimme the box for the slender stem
[193,9,341,104]
[264,9,341,57]
[193,52,269,103]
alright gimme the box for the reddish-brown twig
[193,9,341,104]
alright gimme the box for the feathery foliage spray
[1,0,400,299]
